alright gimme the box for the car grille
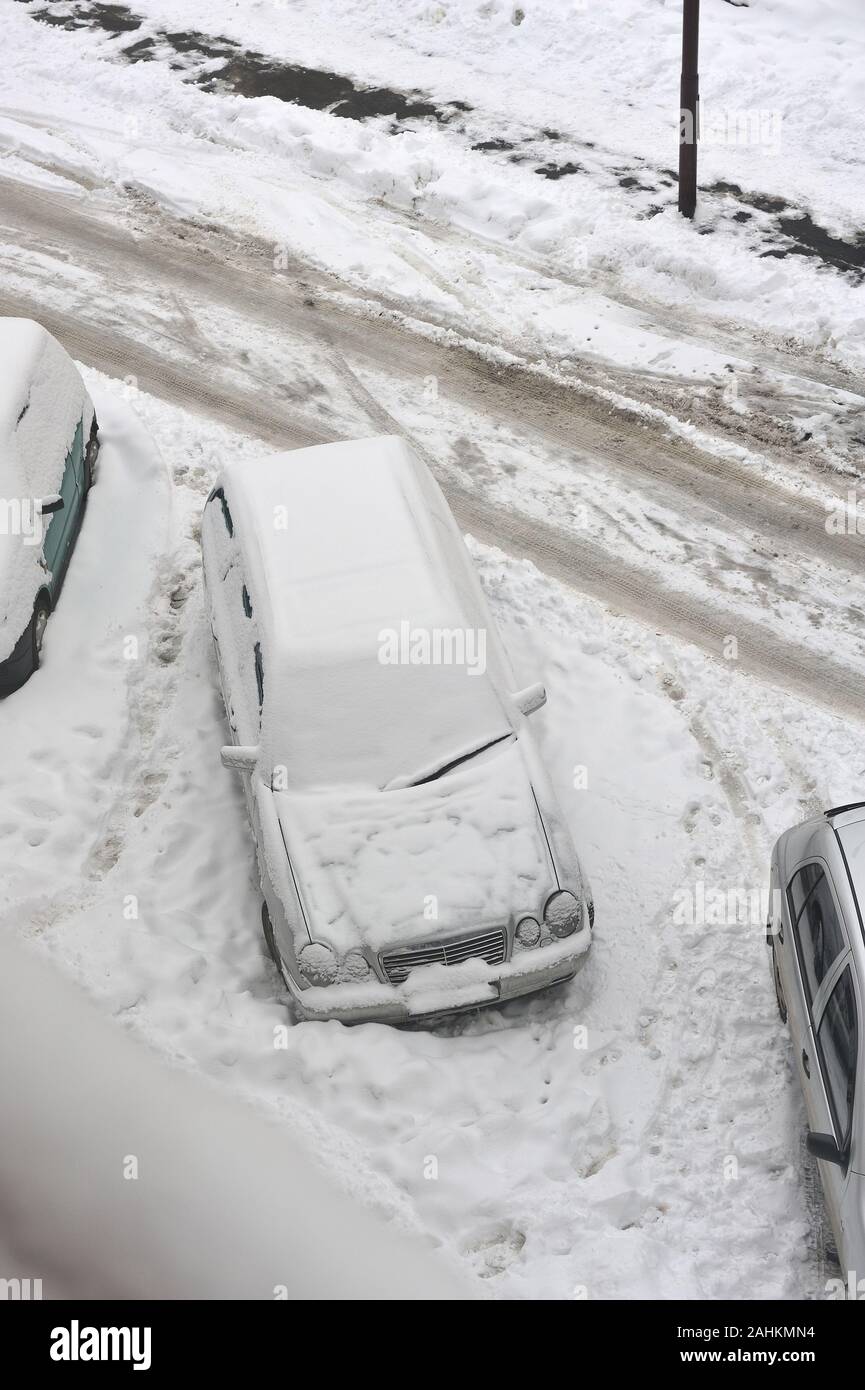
[380,928,507,985]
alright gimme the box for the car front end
[278,885,593,1024]
[254,718,594,1025]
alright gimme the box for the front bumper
[287,927,592,1024]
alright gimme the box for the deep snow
[0,369,860,1296]
[3,0,865,392]
[1,0,864,1300]
[0,927,470,1298]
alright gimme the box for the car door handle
[802,1049,810,1078]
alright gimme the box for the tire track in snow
[1,179,864,723]
[1,174,860,569]
[637,659,827,1295]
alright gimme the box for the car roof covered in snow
[0,319,47,458]
[0,318,88,496]
[218,435,501,663]
[211,436,516,789]
[0,318,90,661]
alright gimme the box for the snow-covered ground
[1,0,864,1299]
[0,368,858,1297]
[3,0,865,403]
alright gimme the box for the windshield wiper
[385,732,514,792]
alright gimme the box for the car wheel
[771,943,787,1023]
[84,416,99,490]
[801,1132,840,1274]
[30,595,51,673]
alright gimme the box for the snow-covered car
[768,804,865,1283]
[0,319,99,695]
[201,435,593,1024]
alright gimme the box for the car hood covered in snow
[273,739,555,956]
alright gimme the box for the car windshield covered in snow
[269,634,511,792]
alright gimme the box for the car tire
[30,594,51,674]
[801,1132,840,1274]
[84,416,99,490]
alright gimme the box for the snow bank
[1,373,838,1297]
[125,0,865,232]
[4,1,864,383]
[0,928,471,1299]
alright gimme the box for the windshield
[267,654,510,791]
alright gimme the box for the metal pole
[678,0,700,218]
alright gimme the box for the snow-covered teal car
[0,319,99,695]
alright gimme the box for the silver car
[201,435,593,1025]
[769,803,865,1289]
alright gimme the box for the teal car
[0,320,98,695]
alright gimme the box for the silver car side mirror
[221,745,259,772]
[512,683,547,717]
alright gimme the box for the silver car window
[815,965,858,1145]
[788,863,847,1010]
[788,861,822,925]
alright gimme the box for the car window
[43,423,82,564]
[69,417,84,484]
[214,490,234,538]
[788,862,822,925]
[788,865,846,1008]
[816,966,858,1145]
[60,429,80,506]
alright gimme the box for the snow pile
[0,927,470,1299]
[3,1,864,378]
[0,373,839,1296]
[124,0,865,231]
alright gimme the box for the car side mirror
[806,1131,846,1167]
[38,494,64,515]
[221,744,259,772]
[512,682,547,717]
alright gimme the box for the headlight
[341,950,371,982]
[544,890,582,938]
[515,917,541,948]
[297,943,372,987]
[297,943,339,987]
